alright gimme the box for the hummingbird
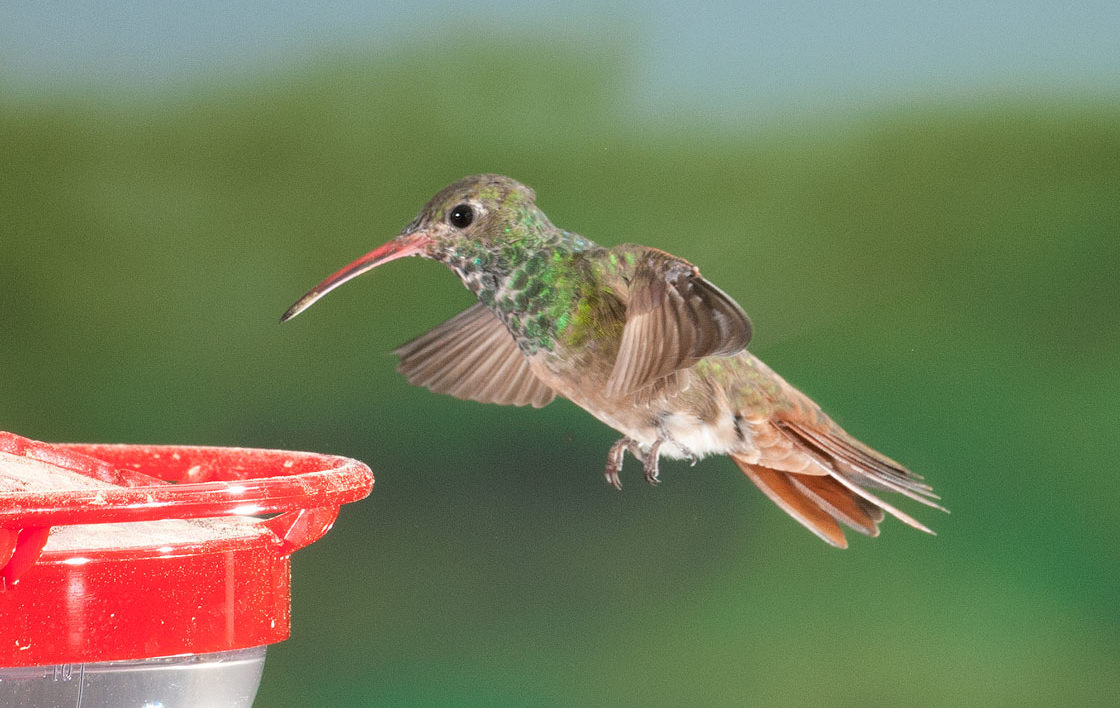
[282,174,944,548]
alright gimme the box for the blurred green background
[2,3,1119,706]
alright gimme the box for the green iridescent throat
[449,223,599,355]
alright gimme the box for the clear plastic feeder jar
[0,433,373,707]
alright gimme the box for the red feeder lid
[0,432,373,667]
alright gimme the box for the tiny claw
[605,437,647,491]
[642,440,662,486]
[604,437,633,491]
[605,469,623,491]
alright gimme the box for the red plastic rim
[0,432,373,666]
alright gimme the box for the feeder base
[0,645,266,708]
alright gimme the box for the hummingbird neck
[448,230,599,355]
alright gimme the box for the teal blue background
[2,4,1118,706]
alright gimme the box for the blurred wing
[606,249,752,396]
[393,303,556,408]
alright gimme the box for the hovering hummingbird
[282,174,943,547]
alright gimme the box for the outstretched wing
[394,303,556,408]
[605,248,752,397]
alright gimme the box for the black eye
[449,204,474,229]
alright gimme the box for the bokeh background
[3,2,1119,705]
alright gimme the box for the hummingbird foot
[604,437,667,488]
[642,439,663,486]
[604,437,644,490]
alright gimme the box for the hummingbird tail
[734,459,857,548]
[732,424,945,548]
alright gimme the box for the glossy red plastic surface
[0,433,373,666]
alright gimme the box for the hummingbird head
[280,174,555,322]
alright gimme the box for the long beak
[280,230,432,323]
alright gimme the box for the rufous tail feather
[732,423,945,547]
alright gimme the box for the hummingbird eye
[449,204,474,229]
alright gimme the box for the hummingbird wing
[605,249,752,397]
[393,303,556,408]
